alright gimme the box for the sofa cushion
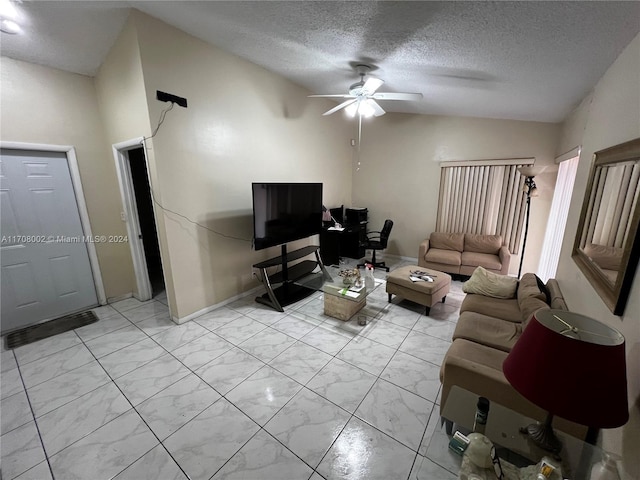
[462,266,517,299]
[453,311,522,352]
[460,294,521,323]
[430,232,464,252]
[461,251,502,271]
[440,338,508,382]
[519,297,550,325]
[425,248,461,266]
[464,234,503,254]
[517,273,547,304]
[584,243,623,271]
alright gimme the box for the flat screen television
[252,182,323,250]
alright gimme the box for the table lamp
[503,309,628,453]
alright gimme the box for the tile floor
[1,258,464,480]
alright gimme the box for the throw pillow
[534,275,552,305]
[463,266,518,299]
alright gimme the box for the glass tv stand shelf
[252,244,332,312]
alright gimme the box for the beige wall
[130,12,353,318]
[354,114,560,275]
[93,16,157,302]
[0,57,134,300]
[95,17,152,146]
[555,33,640,479]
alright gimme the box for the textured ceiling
[2,1,639,122]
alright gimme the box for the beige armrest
[498,246,511,275]
[418,238,430,267]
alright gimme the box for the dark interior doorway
[128,148,165,297]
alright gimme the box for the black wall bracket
[156,90,188,108]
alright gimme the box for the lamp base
[519,413,562,454]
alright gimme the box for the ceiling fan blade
[362,77,384,95]
[371,92,423,101]
[323,99,358,116]
[308,94,354,98]
[368,99,386,117]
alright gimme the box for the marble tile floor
[0,258,466,480]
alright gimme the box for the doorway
[113,140,165,301]
[127,148,165,297]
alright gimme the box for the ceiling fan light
[345,103,358,117]
[358,100,375,118]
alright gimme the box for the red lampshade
[503,309,628,428]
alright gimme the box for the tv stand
[253,244,330,312]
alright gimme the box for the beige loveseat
[440,273,586,438]
[584,243,623,283]
[419,232,510,276]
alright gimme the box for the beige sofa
[440,273,587,438]
[419,232,510,276]
[583,243,623,283]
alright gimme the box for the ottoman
[386,266,451,315]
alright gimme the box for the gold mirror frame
[572,137,640,316]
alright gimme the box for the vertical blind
[582,161,640,248]
[436,161,533,254]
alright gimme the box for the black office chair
[358,219,394,272]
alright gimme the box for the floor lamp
[517,166,546,278]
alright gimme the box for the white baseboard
[172,284,265,324]
[360,250,418,264]
[106,292,133,304]
[385,253,419,263]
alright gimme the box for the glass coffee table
[298,266,384,321]
[417,387,605,479]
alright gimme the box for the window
[537,153,580,281]
[436,158,534,254]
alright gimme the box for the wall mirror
[572,137,640,316]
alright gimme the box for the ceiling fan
[308,64,423,117]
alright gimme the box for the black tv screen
[252,183,323,250]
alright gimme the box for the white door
[1,149,98,333]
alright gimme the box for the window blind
[584,161,640,248]
[436,160,534,254]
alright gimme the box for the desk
[319,224,366,265]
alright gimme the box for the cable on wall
[140,102,253,244]
[141,102,175,145]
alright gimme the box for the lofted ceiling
[2,1,639,122]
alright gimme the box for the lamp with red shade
[503,309,628,453]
